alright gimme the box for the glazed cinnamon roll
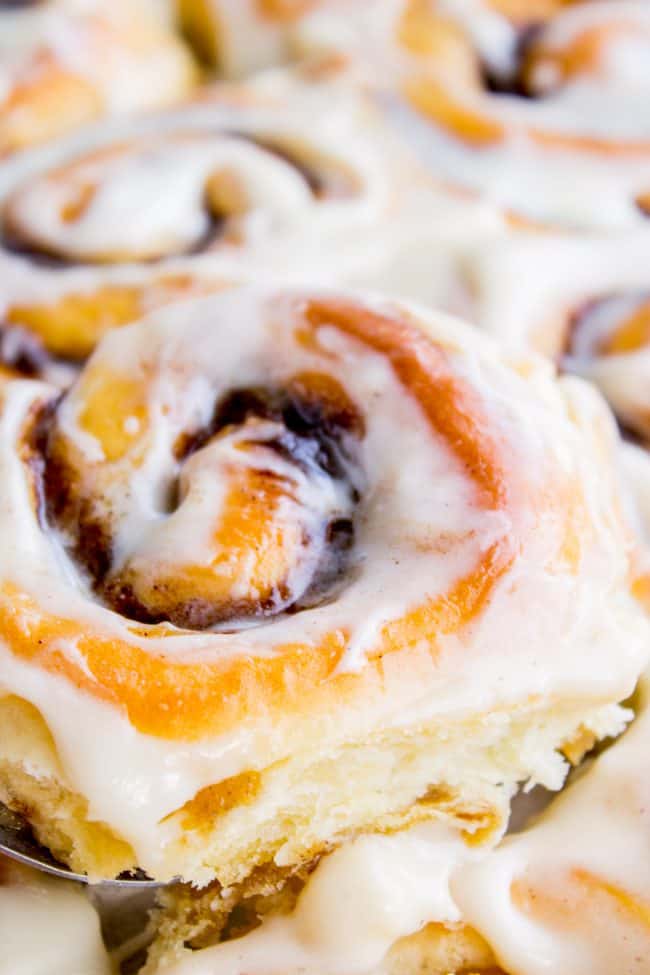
[296,0,650,229]
[0,0,197,157]
[0,73,501,382]
[0,855,110,975]
[0,285,646,892]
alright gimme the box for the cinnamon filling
[480,14,643,98]
[31,377,365,630]
[0,325,50,378]
[480,24,545,96]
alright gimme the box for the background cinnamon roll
[0,0,197,157]
[160,0,650,229]
[0,71,504,383]
[0,285,645,895]
[294,0,650,230]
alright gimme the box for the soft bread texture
[378,924,500,975]
[0,287,646,888]
[0,695,135,878]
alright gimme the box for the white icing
[298,0,650,228]
[0,858,111,975]
[621,441,650,543]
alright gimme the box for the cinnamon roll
[296,0,650,230]
[0,73,502,382]
[0,0,197,157]
[0,855,111,975]
[0,285,646,892]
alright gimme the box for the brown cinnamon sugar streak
[303,299,509,508]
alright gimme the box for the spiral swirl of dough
[293,0,650,229]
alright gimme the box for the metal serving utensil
[0,801,165,887]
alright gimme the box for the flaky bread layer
[0,690,625,886]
